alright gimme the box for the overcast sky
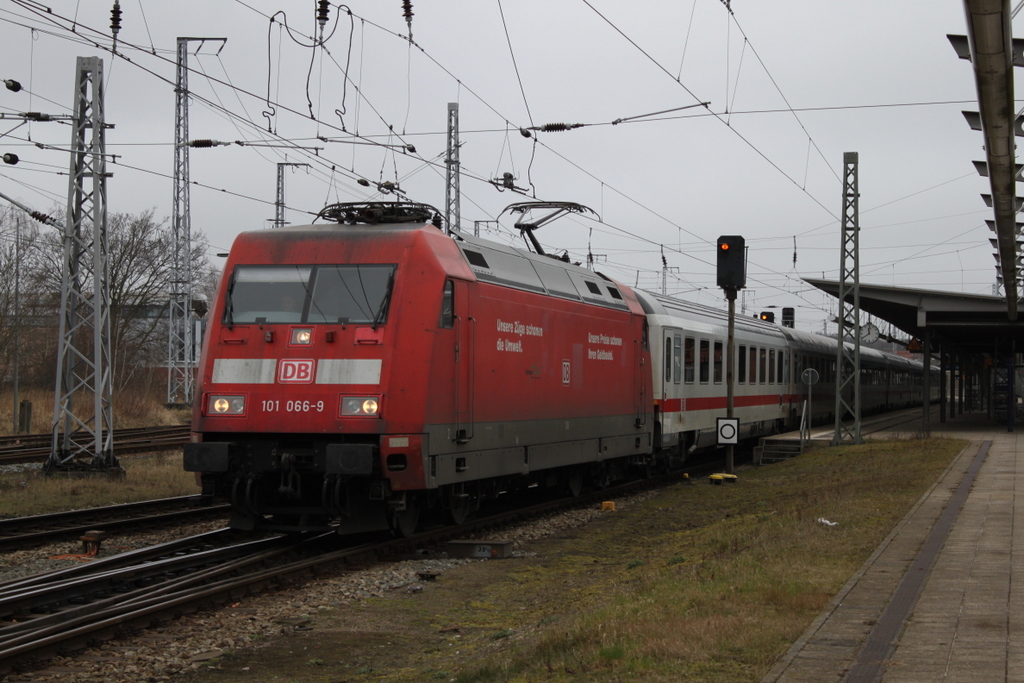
[0,0,999,335]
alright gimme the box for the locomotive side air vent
[464,250,490,268]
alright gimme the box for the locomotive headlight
[208,394,246,416]
[340,396,381,417]
[290,328,313,345]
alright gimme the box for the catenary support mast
[168,38,225,406]
[445,102,460,234]
[47,57,117,473]
[833,152,864,445]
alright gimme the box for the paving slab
[763,409,1022,683]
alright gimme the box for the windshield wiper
[371,270,395,331]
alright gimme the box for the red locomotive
[185,201,928,535]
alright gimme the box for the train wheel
[449,495,474,525]
[567,468,584,497]
[390,496,421,538]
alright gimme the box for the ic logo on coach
[278,359,315,383]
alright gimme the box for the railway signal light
[717,235,746,290]
[759,311,775,323]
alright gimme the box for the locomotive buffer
[717,236,747,474]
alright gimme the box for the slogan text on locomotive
[495,318,544,353]
[587,332,621,361]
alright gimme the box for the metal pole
[444,102,460,235]
[833,151,863,445]
[12,213,19,433]
[923,328,931,432]
[726,289,736,474]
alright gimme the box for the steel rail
[0,496,230,551]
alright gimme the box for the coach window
[749,347,758,384]
[738,345,747,383]
[768,349,776,383]
[438,281,454,328]
[684,337,694,383]
[713,341,723,384]
[759,348,767,384]
[699,340,710,383]
[781,350,788,385]
[664,338,672,383]
[674,335,683,384]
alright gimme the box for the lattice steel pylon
[47,56,118,473]
[444,102,460,234]
[833,152,864,445]
[272,162,309,228]
[167,37,225,405]
[167,37,195,406]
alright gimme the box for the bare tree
[13,208,213,393]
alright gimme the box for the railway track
[0,495,231,551]
[0,425,190,466]
[0,466,707,675]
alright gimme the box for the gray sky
[0,0,996,335]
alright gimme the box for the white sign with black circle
[717,417,739,445]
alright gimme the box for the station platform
[762,409,1023,683]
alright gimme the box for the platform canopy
[803,278,1024,354]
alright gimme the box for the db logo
[278,359,315,383]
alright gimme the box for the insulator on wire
[29,210,53,224]
[502,172,514,189]
[4,79,22,92]
[534,123,583,132]
[189,139,216,148]
[402,0,414,38]
[316,0,330,31]
[2,153,19,165]
[110,1,122,37]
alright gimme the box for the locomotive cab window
[439,280,454,328]
[226,264,396,325]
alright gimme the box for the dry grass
[454,437,967,683]
[0,451,200,518]
[0,387,190,436]
[0,386,196,518]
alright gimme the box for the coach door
[453,281,475,443]
[660,329,683,437]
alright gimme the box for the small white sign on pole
[717,417,739,445]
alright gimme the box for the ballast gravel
[5,491,656,682]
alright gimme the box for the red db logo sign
[278,359,315,383]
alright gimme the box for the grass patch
[0,452,200,518]
[452,436,966,682]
